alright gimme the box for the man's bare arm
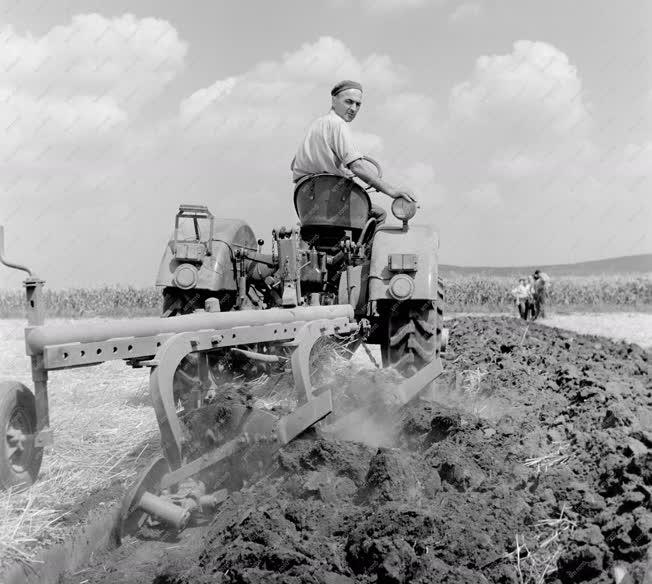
[348,159,416,203]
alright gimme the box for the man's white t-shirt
[291,110,364,182]
[511,284,530,300]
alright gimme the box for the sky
[0,0,650,289]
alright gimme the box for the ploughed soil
[78,316,651,584]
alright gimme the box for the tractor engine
[240,224,364,310]
[156,199,371,316]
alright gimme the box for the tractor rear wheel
[380,286,444,377]
[0,381,43,490]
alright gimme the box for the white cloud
[392,162,447,206]
[234,37,405,94]
[376,92,437,134]
[359,54,407,90]
[177,36,405,146]
[256,36,406,90]
[450,41,590,139]
[487,140,598,181]
[449,2,483,24]
[0,14,187,108]
[0,90,127,146]
[0,14,186,176]
[354,131,384,155]
[179,78,237,123]
[442,40,597,193]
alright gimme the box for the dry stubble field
[0,318,158,567]
[0,310,650,579]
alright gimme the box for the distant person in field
[511,277,532,320]
[291,80,417,225]
[531,270,550,319]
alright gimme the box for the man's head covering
[533,269,540,277]
[331,80,363,96]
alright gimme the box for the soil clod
[79,316,652,584]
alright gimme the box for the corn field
[0,286,162,318]
[0,274,650,318]
[443,273,652,309]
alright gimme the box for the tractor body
[156,205,258,312]
[156,175,445,375]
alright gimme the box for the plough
[0,170,447,537]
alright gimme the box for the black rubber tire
[380,285,444,378]
[162,288,202,317]
[436,277,445,353]
[0,381,43,490]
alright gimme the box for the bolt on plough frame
[0,225,444,538]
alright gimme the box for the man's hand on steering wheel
[391,188,418,204]
[348,156,418,204]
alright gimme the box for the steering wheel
[361,156,383,178]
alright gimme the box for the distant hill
[440,254,652,277]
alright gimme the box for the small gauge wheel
[0,381,43,490]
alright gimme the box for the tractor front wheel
[380,296,443,378]
[0,381,43,490]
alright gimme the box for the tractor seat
[294,174,372,252]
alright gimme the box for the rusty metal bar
[230,347,286,363]
[0,225,34,277]
[25,305,354,355]
[137,491,190,530]
[35,307,356,370]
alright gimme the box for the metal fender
[368,224,439,301]
[155,219,257,292]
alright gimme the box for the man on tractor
[291,80,417,224]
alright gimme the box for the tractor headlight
[391,198,417,222]
[388,273,415,301]
[173,263,198,289]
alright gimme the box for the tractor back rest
[294,174,371,250]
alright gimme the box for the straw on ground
[0,323,158,567]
